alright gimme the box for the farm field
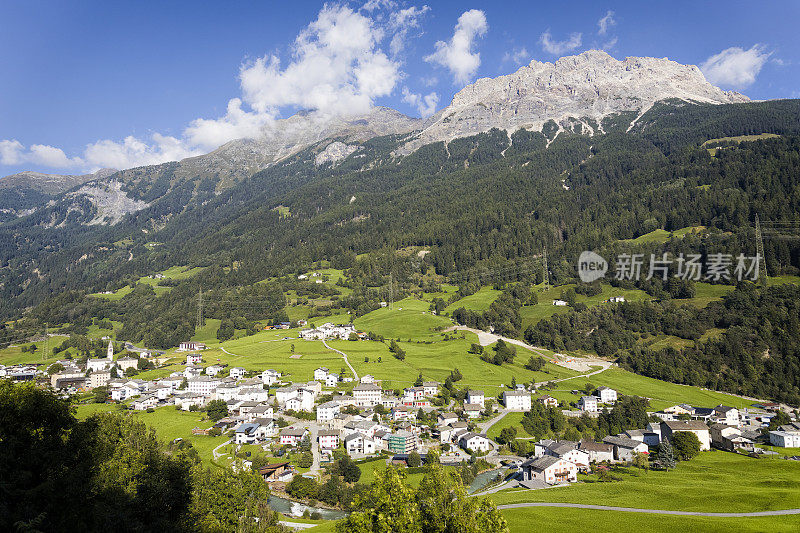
[353,297,453,341]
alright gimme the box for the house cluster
[298,323,362,340]
[577,386,618,413]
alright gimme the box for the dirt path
[321,340,359,381]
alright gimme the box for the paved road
[478,409,511,435]
[321,339,359,381]
[212,439,231,461]
[495,502,800,517]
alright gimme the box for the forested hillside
[1,99,800,342]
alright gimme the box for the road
[212,439,231,461]
[278,521,318,530]
[478,409,511,435]
[495,502,800,517]
[447,325,612,373]
[321,339,359,381]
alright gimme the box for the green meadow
[444,287,503,313]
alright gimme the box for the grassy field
[353,297,453,341]
[618,225,705,245]
[490,451,800,512]
[444,287,502,313]
[500,506,800,533]
[88,266,205,299]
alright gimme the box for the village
[3,323,799,500]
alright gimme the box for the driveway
[321,340,359,381]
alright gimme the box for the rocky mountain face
[0,168,117,195]
[398,50,749,154]
[0,50,753,226]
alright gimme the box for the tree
[658,439,676,471]
[469,343,483,355]
[414,373,424,387]
[349,332,359,341]
[332,455,361,483]
[205,399,228,422]
[336,467,419,533]
[510,376,517,389]
[407,451,421,467]
[286,474,319,500]
[525,356,545,371]
[216,319,235,341]
[93,385,109,403]
[671,431,702,461]
[768,410,791,431]
[297,451,314,468]
[632,451,649,471]
[47,363,65,375]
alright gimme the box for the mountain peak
[400,51,749,154]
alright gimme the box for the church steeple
[107,340,114,360]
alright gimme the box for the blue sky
[1,0,798,175]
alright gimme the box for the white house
[186,353,203,365]
[552,300,568,306]
[87,358,113,373]
[422,382,439,397]
[578,396,599,412]
[183,365,203,379]
[89,371,111,389]
[353,382,382,407]
[261,369,281,386]
[279,427,309,447]
[578,440,615,463]
[132,395,158,411]
[360,374,376,384]
[660,420,711,451]
[438,412,459,426]
[459,432,493,453]
[521,456,577,484]
[116,357,139,372]
[344,433,377,455]
[463,404,482,419]
[229,367,246,380]
[603,435,650,461]
[318,430,340,450]
[713,405,740,426]
[770,430,800,448]
[539,395,558,408]
[187,376,221,397]
[179,342,206,351]
[205,364,224,377]
[503,391,532,411]
[325,374,339,387]
[466,390,485,407]
[595,386,617,404]
[235,423,261,445]
[317,401,341,423]
[314,367,329,381]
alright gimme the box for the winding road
[321,339,359,381]
[495,502,800,517]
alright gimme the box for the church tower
[107,340,114,360]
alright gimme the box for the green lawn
[490,451,800,513]
[618,225,706,245]
[545,367,758,411]
[354,297,453,341]
[444,287,503,313]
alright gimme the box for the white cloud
[1,3,417,172]
[700,44,770,89]
[388,5,429,56]
[601,37,618,51]
[0,140,25,165]
[502,47,530,66]
[27,145,79,168]
[401,87,439,117]
[597,11,616,35]
[425,9,488,85]
[539,31,582,55]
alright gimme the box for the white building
[318,430,340,450]
[466,390,485,407]
[360,374,376,384]
[459,433,493,453]
[179,342,206,351]
[522,456,577,484]
[325,374,339,387]
[503,391,532,411]
[661,420,711,451]
[344,433,377,455]
[229,367,246,380]
[713,405,740,426]
[89,371,111,389]
[317,401,341,423]
[116,357,139,372]
[579,396,599,412]
[314,367,329,381]
[261,369,281,386]
[770,430,800,448]
[299,323,357,340]
[186,353,203,365]
[595,386,617,404]
[187,376,221,397]
[353,382,382,407]
[87,358,113,373]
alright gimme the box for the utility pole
[196,288,205,328]
[43,322,48,361]
[755,214,767,285]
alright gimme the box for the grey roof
[547,441,578,455]
[280,427,308,437]
[522,455,562,471]
[578,440,614,452]
[353,383,382,391]
[662,420,709,431]
[603,435,644,449]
